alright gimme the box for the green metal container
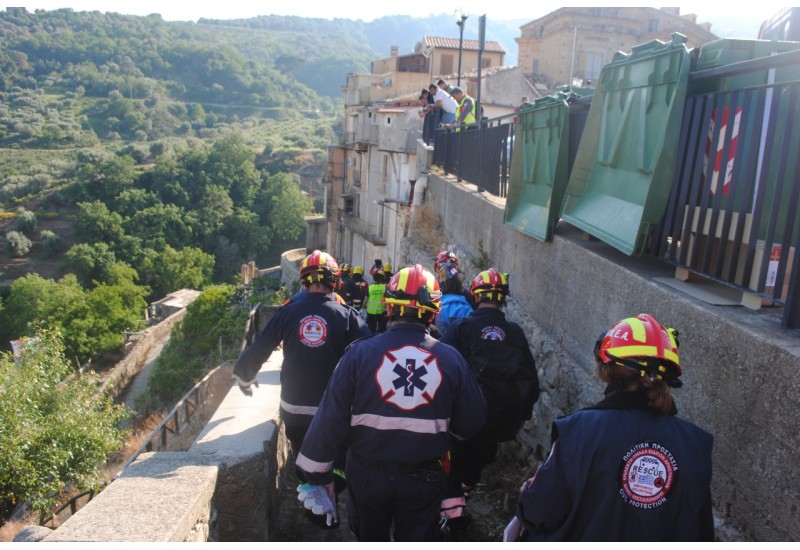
[691,38,800,94]
[561,33,692,256]
[503,94,572,242]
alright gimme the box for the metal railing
[650,49,800,327]
[40,490,95,528]
[428,52,800,327]
[113,372,216,477]
[433,115,515,198]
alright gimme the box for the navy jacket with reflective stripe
[297,322,486,483]
[233,292,370,425]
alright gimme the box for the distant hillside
[200,14,525,79]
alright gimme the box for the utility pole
[455,10,469,87]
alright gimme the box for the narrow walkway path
[271,449,528,541]
[120,336,170,422]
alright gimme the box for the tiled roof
[423,36,506,54]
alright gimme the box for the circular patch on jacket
[298,315,327,348]
[480,326,506,341]
[619,442,678,509]
[375,345,442,410]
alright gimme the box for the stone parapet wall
[99,309,187,400]
[45,452,219,542]
[44,343,285,542]
[280,248,306,289]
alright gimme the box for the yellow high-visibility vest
[457,94,476,128]
[366,283,387,314]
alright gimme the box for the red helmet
[384,264,442,319]
[299,250,340,288]
[434,250,459,273]
[594,313,682,386]
[470,268,510,303]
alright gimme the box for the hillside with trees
[1,7,516,526]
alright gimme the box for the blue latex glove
[297,483,338,527]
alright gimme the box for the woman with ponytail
[509,313,714,541]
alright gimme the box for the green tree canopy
[0,273,86,350]
[64,242,118,285]
[73,155,137,206]
[206,133,261,206]
[188,183,233,246]
[0,271,147,364]
[74,265,149,355]
[75,200,126,245]
[139,245,214,299]
[259,172,308,242]
[124,202,192,250]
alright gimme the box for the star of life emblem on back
[376,345,442,410]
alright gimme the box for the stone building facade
[516,7,717,88]
[371,37,506,85]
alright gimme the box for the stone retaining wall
[405,171,800,541]
[99,309,187,400]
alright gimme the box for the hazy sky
[14,2,786,28]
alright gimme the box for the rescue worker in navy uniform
[233,250,370,453]
[295,264,487,541]
[509,313,714,541]
[440,268,539,531]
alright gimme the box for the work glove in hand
[297,483,338,527]
[233,374,258,396]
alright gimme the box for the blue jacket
[516,389,714,541]
[435,293,473,336]
[233,292,370,427]
[295,322,487,484]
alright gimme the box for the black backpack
[466,323,539,442]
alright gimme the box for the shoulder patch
[618,441,679,509]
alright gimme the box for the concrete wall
[280,248,306,289]
[409,172,800,541]
[45,348,286,542]
[476,66,540,110]
[100,308,188,400]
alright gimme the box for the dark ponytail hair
[596,360,674,417]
